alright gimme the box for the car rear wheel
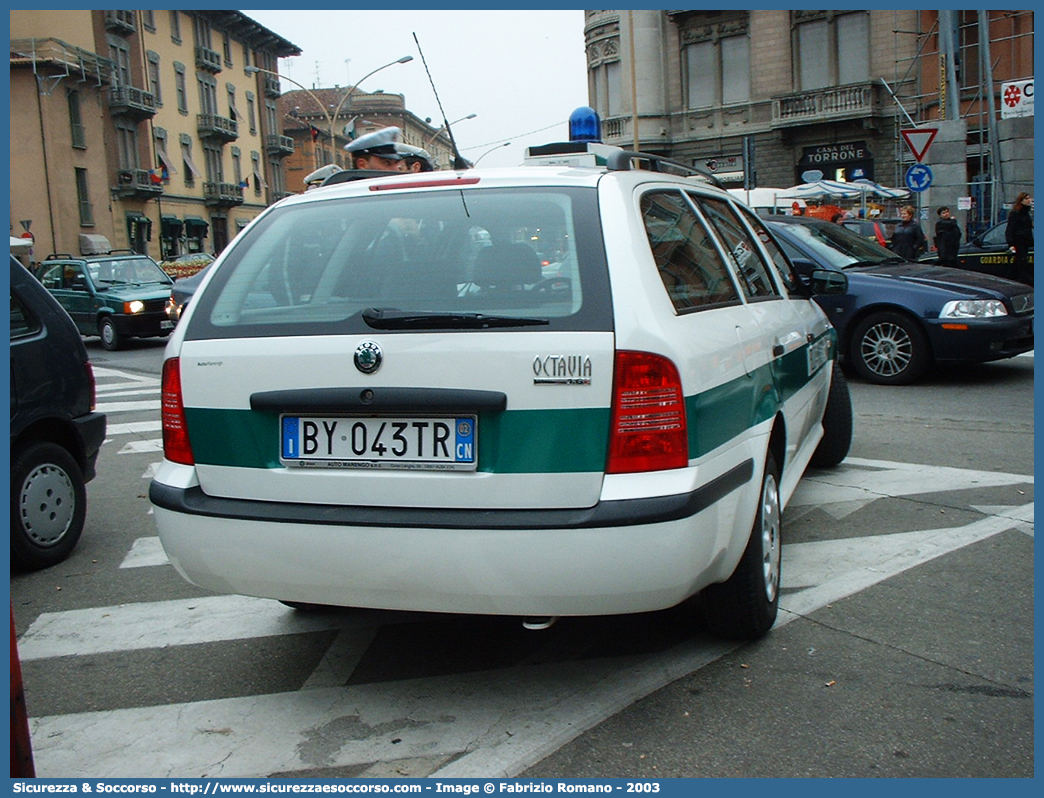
[810,363,853,468]
[851,310,930,385]
[11,442,87,570]
[700,453,781,639]
[99,317,123,351]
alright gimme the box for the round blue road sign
[905,163,933,192]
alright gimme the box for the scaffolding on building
[888,10,1034,237]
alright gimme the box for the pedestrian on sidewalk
[889,205,928,261]
[933,206,962,268]
[1005,192,1033,285]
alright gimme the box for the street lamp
[246,55,412,165]
[472,141,511,167]
[424,113,477,148]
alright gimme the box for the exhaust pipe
[522,616,558,631]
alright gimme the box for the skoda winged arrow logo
[354,341,383,374]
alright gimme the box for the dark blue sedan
[767,217,1034,384]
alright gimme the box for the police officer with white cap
[344,126,406,172]
[302,163,344,189]
[396,143,436,173]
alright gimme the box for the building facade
[10,10,300,263]
[276,86,454,192]
[586,10,1033,234]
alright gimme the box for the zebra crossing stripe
[92,366,159,381]
[29,503,1033,780]
[108,420,162,435]
[118,439,164,454]
[96,399,160,413]
[17,595,351,660]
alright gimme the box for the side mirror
[810,268,847,295]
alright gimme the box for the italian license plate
[280,415,477,470]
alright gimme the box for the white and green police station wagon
[151,139,852,639]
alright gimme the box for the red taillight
[86,362,97,412]
[607,351,689,474]
[161,357,194,465]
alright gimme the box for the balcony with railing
[203,182,244,207]
[265,134,294,158]
[195,46,222,74]
[771,82,883,129]
[108,85,156,119]
[104,11,136,36]
[197,113,238,142]
[262,75,282,99]
[114,168,162,199]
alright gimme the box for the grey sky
[241,9,590,168]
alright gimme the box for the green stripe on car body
[185,334,834,473]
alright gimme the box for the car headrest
[473,243,541,289]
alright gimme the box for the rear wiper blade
[362,307,549,329]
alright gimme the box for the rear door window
[734,205,801,296]
[640,190,741,312]
[692,195,781,301]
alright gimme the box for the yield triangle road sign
[901,128,938,163]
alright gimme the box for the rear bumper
[150,460,751,530]
[73,411,107,482]
[925,315,1033,362]
[149,459,754,616]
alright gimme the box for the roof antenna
[413,32,469,170]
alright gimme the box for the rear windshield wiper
[362,307,549,329]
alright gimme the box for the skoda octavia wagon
[150,146,851,639]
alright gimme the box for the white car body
[151,156,848,637]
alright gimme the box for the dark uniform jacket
[934,217,962,264]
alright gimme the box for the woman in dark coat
[1005,192,1033,286]
[889,205,927,261]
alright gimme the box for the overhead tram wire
[462,120,569,154]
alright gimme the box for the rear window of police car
[184,187,612,338]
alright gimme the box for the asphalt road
[10,341,1034,778]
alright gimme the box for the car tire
[99,317,123,351]
[850,310,930,385]
[700,453,781,639]
[11,442,87,570]
[810,364,853,468]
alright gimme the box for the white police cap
[303,163,343,186]
[344,126,404,159]
[396,143,434,163]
